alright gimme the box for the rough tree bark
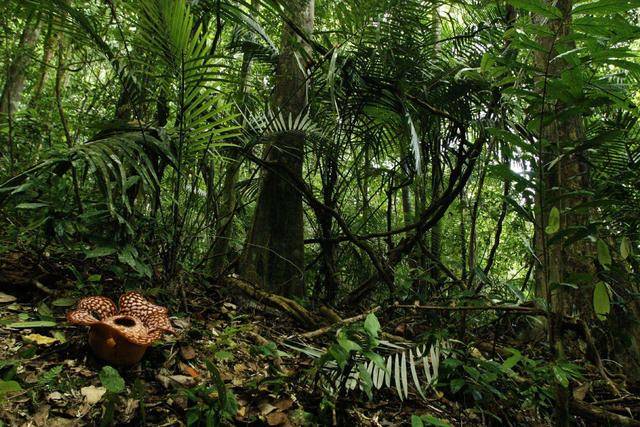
[532,0,640,420]
[240,0,314,297]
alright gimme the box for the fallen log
[223,275,322,328]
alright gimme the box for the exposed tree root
[223,275,323,328]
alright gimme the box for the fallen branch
[393,303,545,314]
[570,400,640,426]
[302,306,380,338]
[223,275,322,328]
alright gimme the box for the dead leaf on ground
[179,361,199,377]
[157,373,197,388]
[265,411,289,426]
[573,382,591,401]
[0,292,17,303]
[274,398,294,411]
[32,404,50,427]
[180,345,197,360]
[258,401,277,416]
[45,417,78,427]
[47,392,63,401]
[23,333,59,346]
[80,386,106,405]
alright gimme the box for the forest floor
[0,250,638,426]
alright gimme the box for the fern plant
[286,313,448,401]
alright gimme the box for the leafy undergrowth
[0,252,637,426]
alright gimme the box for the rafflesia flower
[67,292,175,366]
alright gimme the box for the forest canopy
[0,0,640,425]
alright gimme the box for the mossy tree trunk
[240,0,314,297]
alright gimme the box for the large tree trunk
[532,0,640,420]
[239,0,314,297]
[533,0,594,321]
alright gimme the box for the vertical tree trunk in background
[240,0,314,297]
[467,152,490,285]
[1,13,40,170]
[209,15,257,276]
[0,14,40,116]
[29,18,54,105]
[459,195,467,281]
[318,148,339,303]
[531,0,640,420]
[430,138,442,272]
[533,0,594,321]
[427,8,442,282]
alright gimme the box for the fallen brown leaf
[274,398,294,411]
[266,411,289,426]
[80,386,106,405]
[180,345,197,360]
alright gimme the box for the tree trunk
[240,0,314,297]
[0,14,40,116]
[208,18,257,276]
[29,18,54,106]
[532,0,621,421]
[533,0,594,320]
[1,13,41,170]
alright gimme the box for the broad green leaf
[501,349,522,371]
[573,0,640,15]
[52,298,76,307]
[7,321,56,328]
[508,0,562,19]
[450,378,465,393]
[357,363,373,400]
[100,366,125,394]
[337,330,361,353]
[593,282,611,321]
[363,350,387,371]
[597,240,611,268]
[552,365,569,388]
[421,415,452,427]
[84,246,117,259]
[411,415,424,427]
[15,202,49,209]
[545,207,560,234]
[364,312,380,338]
[0,380,22,395]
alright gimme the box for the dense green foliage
[1,0,640,424]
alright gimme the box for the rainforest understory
[1,0,640,426]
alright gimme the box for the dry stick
[301,306,381,338]
[393,304,546,314]
[592,396,640,406]
[569,400,640,427]
[578,318,621,397]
